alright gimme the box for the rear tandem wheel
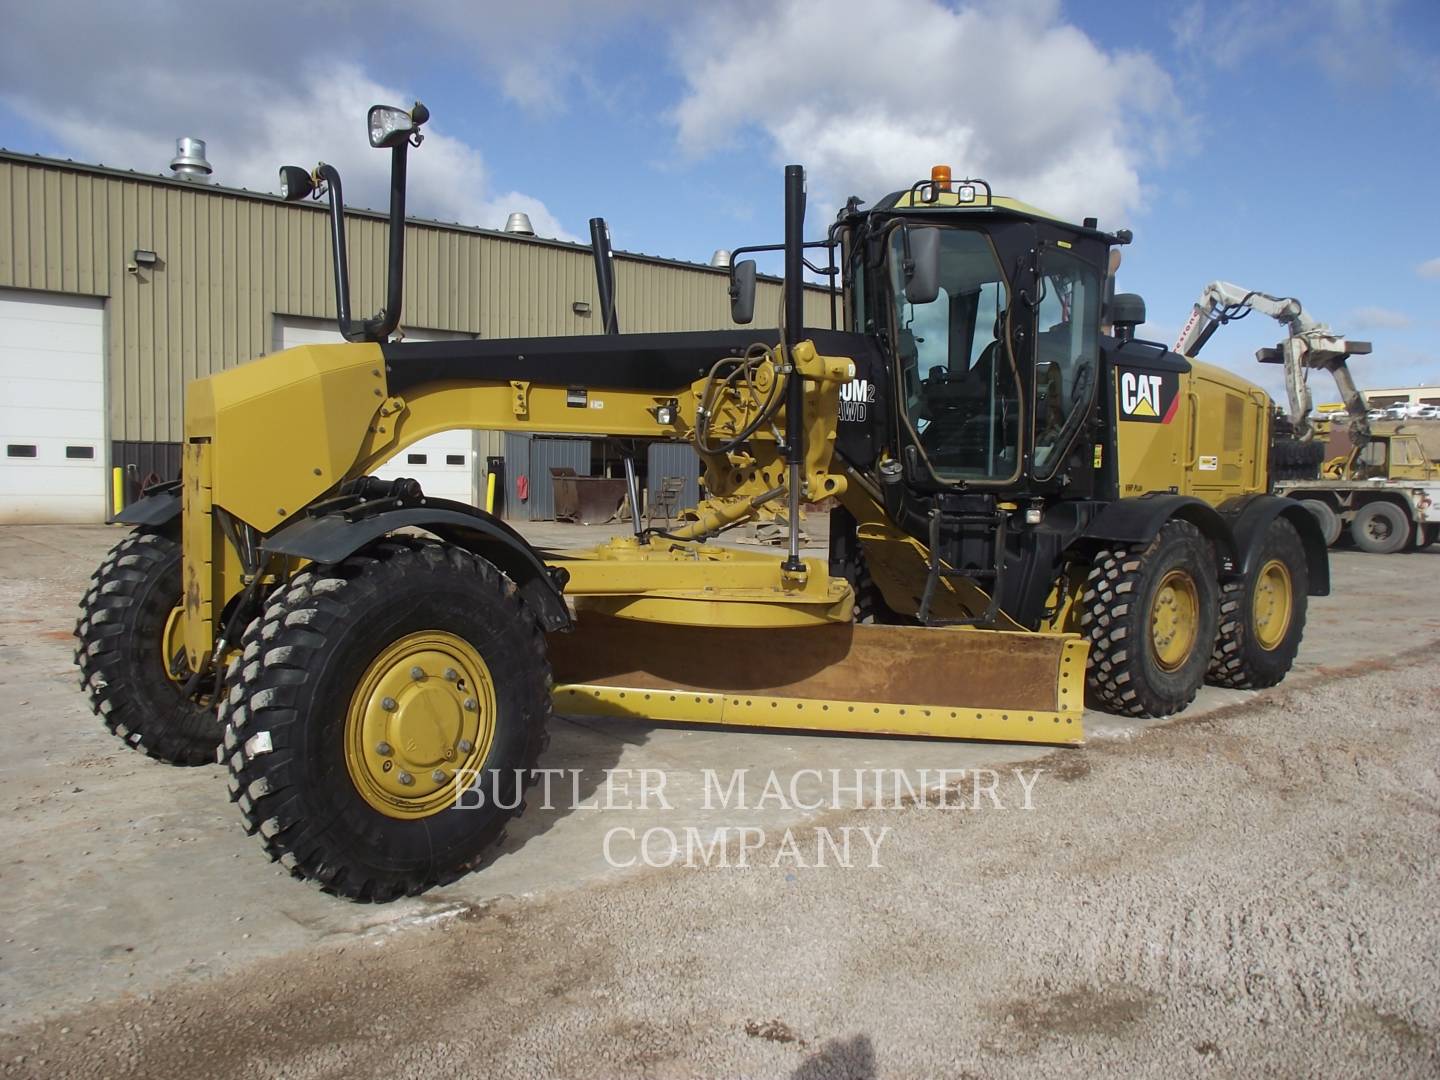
[1208,517,1308,689]
[1349,500,1409,555]
[1297,498,1341,547]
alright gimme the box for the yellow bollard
[485,470,497,515]
[112,467,125,515]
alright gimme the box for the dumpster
[550,468,629,524]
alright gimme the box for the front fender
[111,480,182,528]
[1219,494,1330,596]
[262,500,572,631]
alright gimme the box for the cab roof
[870,183,1125,245]
[876,187,1064,221]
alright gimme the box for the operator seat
[919,341,1016,472]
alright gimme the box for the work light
[368,102,429,149]
[278,165,313,202]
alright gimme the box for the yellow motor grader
[76,103,1327,900]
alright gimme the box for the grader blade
[549,616,1086,745]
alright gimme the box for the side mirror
[278,165,314,202]
[904,226,941,305]
[729,259,757,324]
[368,101,428,149]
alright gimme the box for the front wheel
[75,528,220,765]
[1208,518,1308,689]
[219,538,551,901]
[1082,520,1220,718]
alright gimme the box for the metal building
[0,149,834,523]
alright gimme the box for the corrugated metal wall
[0,153,837,446]
[646,441,701,519]
[503,433,592,520]
[501,433,528,518]
[528,437,593,521]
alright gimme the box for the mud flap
[548,615,1086,745]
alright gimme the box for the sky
[1,0,1437,403]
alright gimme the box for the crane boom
[1174,281,1372,444]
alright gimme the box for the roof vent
[503,212,535,236]
[709,249,732,268]
[169,137,212,183]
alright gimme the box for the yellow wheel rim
[1151,569,1200,672]
[1251,558,1293,651]
[344,631,497,820]
[161,604,187,684]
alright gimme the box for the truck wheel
[1297,498,1340,547]
[1082,520,1220,718]
[1208,518,1308,689]
[219,538,551,901]
[1350,501,1409,554]
[75,528,220,766]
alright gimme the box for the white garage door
[0,289,107,523]
[273,317,479,505]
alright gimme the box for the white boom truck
[1175,282,1440,553]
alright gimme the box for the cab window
[1356,440,1389,478]
[888,228,1019,483]
[1032,248,1100,477]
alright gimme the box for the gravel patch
[4,646,1437,1077]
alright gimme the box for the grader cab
[76,103,1328,900]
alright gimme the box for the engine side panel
[1111,343,1269,509]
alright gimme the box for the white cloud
[1348,306,1413,331]
[1418,258,1440,280]
[46,63,574,241]
[0,2,575,239]
[669,0,1184,226]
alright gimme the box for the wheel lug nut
[463,698,477,711]
[410,666,426,680]
[444,668,459,682]
[397,771,414,786]
[381,697,397,712]
[432,769,447,783]
[376,741,392,756]
[457,739,474,753]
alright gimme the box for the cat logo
[1118,369,1178,424]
